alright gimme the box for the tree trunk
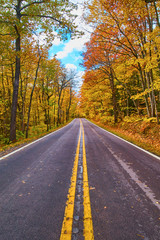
[66,87,72,122]
[9,34,20,142]
[110,70,118,123]
[126,97,129,117]
[153,0,160,27]
[26,53,41,138]
[54,103,56,127]
[150,70,159,124]
[138,63,151,117]
[57,88,62,126]
[146,72,155,117]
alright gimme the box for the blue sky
[34,1,92,90]
[46,0,92,90]
[48,37,86,90]
[49,40,84,73]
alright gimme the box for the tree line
[0,0,79,144]
[79,0,160,125]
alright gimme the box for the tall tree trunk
[9,33,20,142]
[9,0,21,142]
[44,109,49,131]
[113,72,140,115]
[153,0,160,27]
[138,63,151,117]
[57,87,63,126]
[47,95,50,131]
[66,87,72,122]
[150,70,159,124]
[26,53,41,138]
[110,70,118,123]
[54,103,56,127]
[146,72,155,117]
[21,78,28,133]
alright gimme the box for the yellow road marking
[60,125,82,240]
[60,120,94,239]
[81,121,94,240]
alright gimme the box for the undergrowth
[0,121,72,153]
[90,117,160,157]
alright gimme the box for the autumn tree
[0,0,78,142]
[81,0,160,123]
[0,37,78,144]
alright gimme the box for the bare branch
[21,14,63,25]
[20,1,45,12]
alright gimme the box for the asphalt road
[0,118,160,240]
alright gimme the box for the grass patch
[0,120,72,154]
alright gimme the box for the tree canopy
[79,0,160,124]
[0,0,79,142]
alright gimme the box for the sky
[48,0,92,91]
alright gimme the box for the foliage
[0,0,80,144]
[0,37,78,146]
[0,0,80,142]
[91,119,160,156]
[79,0,160,124]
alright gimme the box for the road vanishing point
[0,119,160,240]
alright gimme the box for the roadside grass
[1,118,159,158]
[89,118,160,157]
[0,120,72,155]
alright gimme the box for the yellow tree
[0,0,78,141]
[84,0,160,123]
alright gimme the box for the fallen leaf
[137,234,144,238]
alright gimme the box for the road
[0,118,160,240]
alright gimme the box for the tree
[26,41,41,138]
[82,0,160,123]
[0,0,78,142]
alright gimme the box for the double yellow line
[60,120,94,240]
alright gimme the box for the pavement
[0,118,160,240]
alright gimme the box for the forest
[78,0,160,155]
[79,0,160,125]
[0,0,79,146]
[0,0,160,153]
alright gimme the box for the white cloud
[32,32,47,46]
[51,30,62,46]
[65,63,77,70]
[77,70,84,80]
[76,70,85,88]
[52,37,61,46]
[56,35,88,59]
[56,0,92,59]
